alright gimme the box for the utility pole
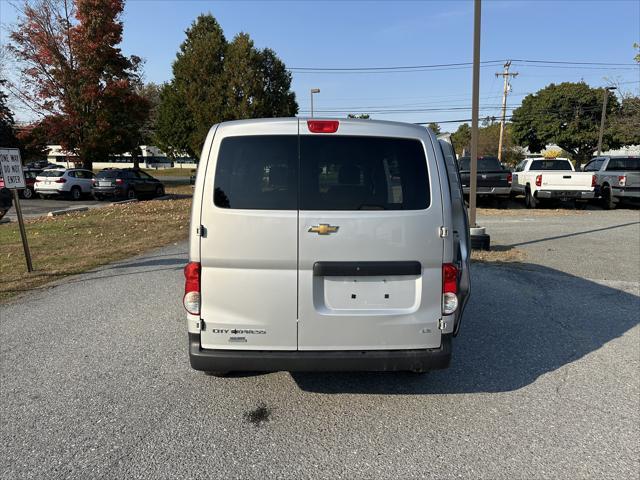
[495,61,518,163]
[597,86,616,156]
[469,0,481,230]
[469,0,490,250]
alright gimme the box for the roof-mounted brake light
[307,120,339,133]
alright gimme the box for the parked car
[0,169,41,199]
[0,187,12,220]
[511,158,595,208]
[34,168,95,200]
[25,160,62,170]
[92,168,165,200]
[189,169,196,185]
[457,156,512,205]
[185,118,470,375]
[19,169,42,199]
[584,156,640,209]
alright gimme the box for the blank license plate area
[319,275,419,312]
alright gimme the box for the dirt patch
[0,198,191,302]
[471,245,526,263]
[477,207,591,217]
[165,184,194,196]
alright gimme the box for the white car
[185,118,470,375]
[511,157,595,208]
[34,168,95,200]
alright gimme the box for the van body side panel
[297,124,444,351]
[198,120,299,350]
[187,125,218,335]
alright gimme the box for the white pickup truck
[511,158,595,208]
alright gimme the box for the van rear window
[300,136,429,210]
[213,134,430,210]
[214,136,298,209]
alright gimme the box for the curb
[110,199,139,206]
[0,217,10,224]
[47,206,89,217]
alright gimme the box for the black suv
[92,169,165,200]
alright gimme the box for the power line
[511,59,638,66]
[288,58,639,73]
[288,60,504,72]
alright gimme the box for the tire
[70,186,82,201]
[126,188,137,200]
[525,187,538,209]
[470,233,491,250]
[21,188,34,199]
[602,186,616,210]
[204,371,230,377]
[155,185,165,197]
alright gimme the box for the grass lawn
[0,197,192,302]
[142,167,195,177]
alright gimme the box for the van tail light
[535,174,542,187]
[618,175,627,187]
[183,262,201,315]
[442,263,459,315]
[115,178,124,185]
[54,178,67,183]
[506,172,512,184]
[307,120,339,133]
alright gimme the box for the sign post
[0,148,33,272]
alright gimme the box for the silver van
[184,119,470,374]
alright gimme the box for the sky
[1,0,639,132]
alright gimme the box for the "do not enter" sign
[0,148,26,189]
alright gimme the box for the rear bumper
[188,333,452,372]
[92,187,124,196]
[34,188,65,195]
[612,187,640,199]
[462,186,511,196]
[536,190,594,199]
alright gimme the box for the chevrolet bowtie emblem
[308,224,339,235]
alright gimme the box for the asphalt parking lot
[3,197,105,220]
[0,209,638,479]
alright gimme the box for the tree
[511,82,621,168]
[610,96,640,146]
[450,122,523,165]
[451,123,471,155]
[155,14,298,159]
[427,122,441,134]
[9,0,149,170]
[0,82,18,148]
[155,83,194,158]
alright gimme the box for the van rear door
[198,121,299,350]
[298,121,444,350]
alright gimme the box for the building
[46,145,198,169]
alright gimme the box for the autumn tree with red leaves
[9,0,149,169]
